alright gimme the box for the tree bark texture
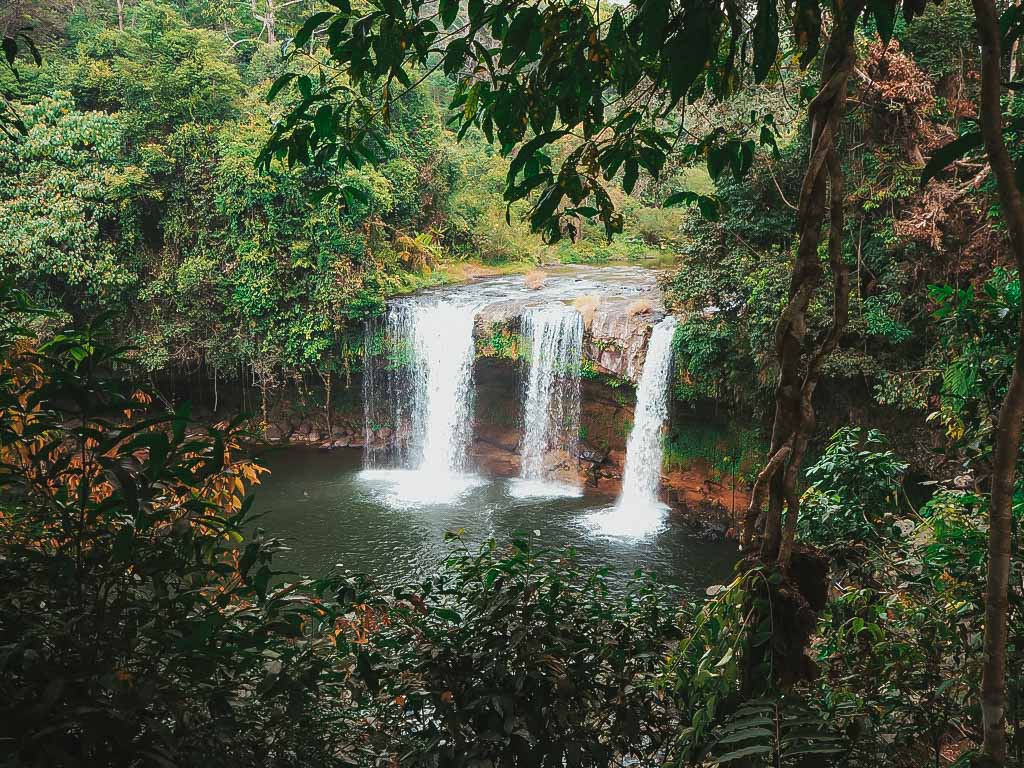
[743,0,862,568]
[971,0,1024,762]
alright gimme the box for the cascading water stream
[399,301,479,475]
[619,316,678,507]
[362,299,482,502]
[512,305,584,497]
[589,315,678,536]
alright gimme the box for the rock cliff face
[470,356,748,532]
[474,293,664,384]
[585,302,662,383]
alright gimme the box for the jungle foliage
[4,0,1024,765]
[0,0,681,416]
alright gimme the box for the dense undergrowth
[664,0,1022,462]
[4,0,1024,764]
[2,289,1021,766]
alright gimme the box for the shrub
[0,296,353,766]
[342,534,683,765]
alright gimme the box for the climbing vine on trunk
[743,0,864,571]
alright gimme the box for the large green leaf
[440,0,459,28]
[868,0,897,44]
[294,11,335,48]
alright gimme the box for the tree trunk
[1011,38,1020,92]
[737,0,862,699]
[265,0,276,44]
[324,368,333,438]
[970,0,1024,763]
[116,0,125,31]
[744,0,862,566]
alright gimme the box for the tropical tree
[0,95,135,315]
[920,2,1024,761]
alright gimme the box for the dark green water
[251,447,738,595]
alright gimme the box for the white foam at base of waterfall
[508,478,584,499]
[358,468,487,506]
[587,316,678,538]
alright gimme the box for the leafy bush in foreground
[0,298,352,766]
[340,534,682,766]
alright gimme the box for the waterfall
[619,316,677,507]
[399,301,479,474]
[513,305,584,496]
[589,316,677,536]
[361,299,481,502]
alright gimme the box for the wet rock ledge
[474,292,666,384]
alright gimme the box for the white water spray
[399,301,479,474]
[362,299,482,503]
[589,316,678,536]
[513,305,584,497]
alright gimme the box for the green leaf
[664,190,720,221]
[707,145,729,181]
[432,607,462,622]
[15,34,41,66]
[664,190,696,207]
[501,7,540,66]
[2,37,16,67]
[506,130,567,187]
[730,140,755,179]
[793,0,822,67]
[468,0,486,27]
[869,0,897,44]
[623,160,639,194]
[697,195,720,221]
[714,743,773,762]
[759,125,780,158]
[1001,4,1024,48]
[294,11,335,48]
[664,17,713,107]
[440,0,459,28]
[314,105,334,136]
[640,0,670,55]
[715,726,774,745]
[752,0,779,83]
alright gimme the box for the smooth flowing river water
[251,447,737,594]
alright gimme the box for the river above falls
[251,447,738,595]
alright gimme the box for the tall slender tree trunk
[265,0,277,44]
[1010,38,1020,92]
[744,0,862,567]
[738,1,862,698]
[970,0,1024,763]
